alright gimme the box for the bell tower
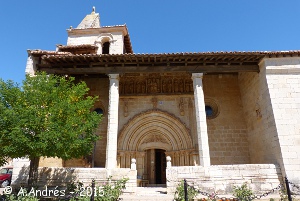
[63,7,133,54]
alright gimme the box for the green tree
[0,72,102,188]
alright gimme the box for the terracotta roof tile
[57,44,98,50]
[27,50,72,56]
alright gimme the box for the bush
[1,177,128,201]
[67,177,129,201]
[174,180,198,201]
[232,182,254,201]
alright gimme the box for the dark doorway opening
[102,42,110,54]
[155,149,166,184]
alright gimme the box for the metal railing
[182,177,300,201]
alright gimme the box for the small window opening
[102,42,110,54]
[94,108,103,115]
[205,105,213,117]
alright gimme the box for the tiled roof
[37,50,300,58]
[29,50,300,58]
[27,50,72,56]
[34,50,300,74]
[57,44,98,50]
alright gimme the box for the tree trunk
[28,157,40,188]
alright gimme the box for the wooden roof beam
[37,64,259,74]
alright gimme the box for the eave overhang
[36,52,266,74]
[31,51,300,75]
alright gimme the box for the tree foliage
[0,72,102,186]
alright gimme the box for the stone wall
[118,95,194,137]
[239,57,300,184]
[203,74,250,165]
[166,164,282,195]
[239,70,280,165]
[263,57,300,183]
[67,32,125,54]
[84,77,109,167]
[39,157,64,167]
[12,165,137,193]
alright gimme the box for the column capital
[191,73,204,80]
[108,74,119,80]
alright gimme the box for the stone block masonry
[12,165,137,193]
[239,57,300,185]
[166,164,282,195]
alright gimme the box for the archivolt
[118,110,193,151]
[96,33,114,43]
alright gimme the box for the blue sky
[1,0,300,84]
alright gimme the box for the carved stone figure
[179,98,184,116]
[179,79,184,93]
[124,100,128,117]
[143,134,168,144]
[129,80,134,94]
[167,79,172,93]
[185,79,193,92]
[162,79,167,93]
[141,80,146,93]
[136,80,141,93]
[148,78,159,93]
[152,97,158,108]
[120,73,193,95]
[174,79,179,93]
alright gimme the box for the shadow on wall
[37,167,77,187]
[12,166,29,187]
[13,167,77,188]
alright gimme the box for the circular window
[94,108,103,115]
[204,98,219,119]
[205,105,214,117]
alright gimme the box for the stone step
[120,187,174,201]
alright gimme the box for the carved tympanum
[142,134,168,144]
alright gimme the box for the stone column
[192,73,211,166]
[105,74,119,169]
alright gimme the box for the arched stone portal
[117,110,198,184]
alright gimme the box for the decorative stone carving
[119,73,193,95]
[185,79,193,92]
[167,79,173,93]
[124,99,128,117]
[179,79,184,93]
[125,79,134,94]
[148,78,159,93]
[143,134,168,144]
[152,97,158,109]
[136,80,142,93]
[179,97,184,116]
[118,110,192,152]
[162,79,167,93]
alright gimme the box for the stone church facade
[20,8,300,191]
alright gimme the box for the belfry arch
[117,110,197,183]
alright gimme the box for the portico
[20,7,300,193]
